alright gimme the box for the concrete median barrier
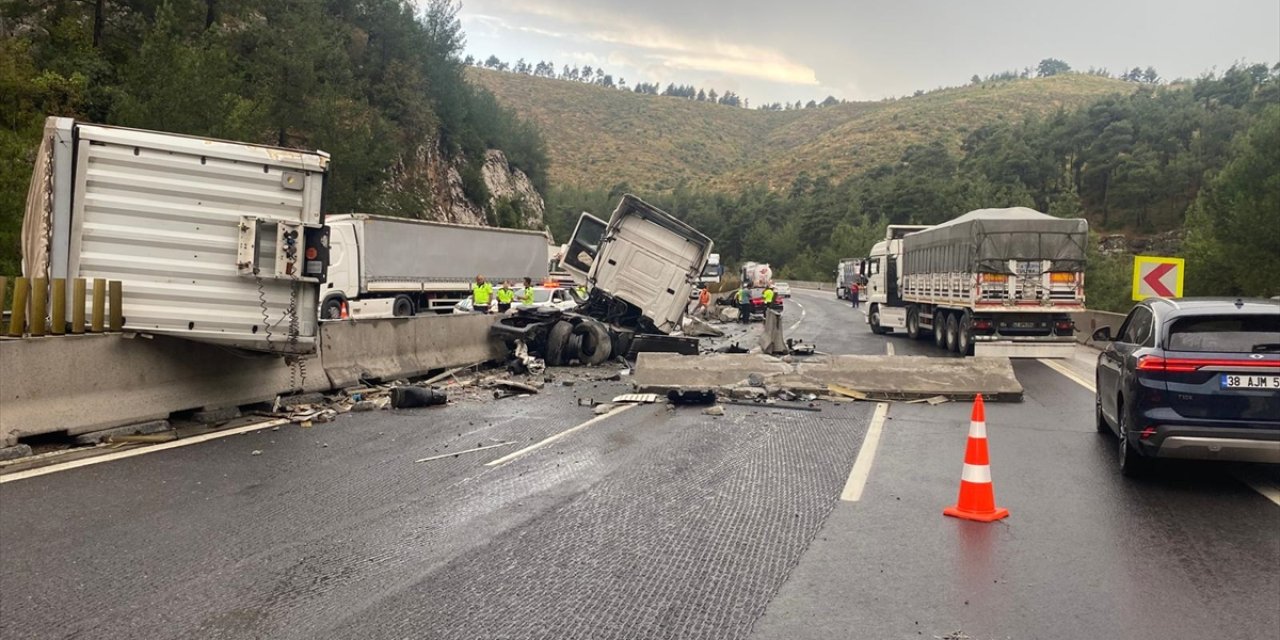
[1072,310,1126,347]
[0,314,508,447]
[319,314,507,388]
[632,353,1023,401]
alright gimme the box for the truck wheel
[573,320,613,366]
[545,320,574,366]
[945,313,960,353]
[957,313,974,356]
[906,307,920,340]
[869,305,885,335]
[933,312,948,349]
[322,296,345,320]
[392,296,415,317]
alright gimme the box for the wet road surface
[1,288,1276,639]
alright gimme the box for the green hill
[469,68,1134,190]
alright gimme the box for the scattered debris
[702,405,726,416]
[390,386,448,409]
[414,441,516,463]
[683,317,725,338]
[594,371,623,382]
[777,389,799,402]
[747,373,766,388]
[613,393,660,404]
[716,342,749,354]
[827,384,869,401]
[250,450,262,456]
[906,395,952,405]
[721,399,822,412]
[593,403,617,415]
[786,338,816,355]
[493,380,542,394]
[667,389,717,405]
[577,398,597,407]
[730,386,768,400]
[421,363,481,387]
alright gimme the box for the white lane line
[787,299,806,333]
[885,342,895,356]
[840,402,890,502]
[1039,357,1095,392]
[0,419,291,484]
[1038,358,1280,507]
[486,403,638,467]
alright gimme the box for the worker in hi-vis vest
[495,281,515,312]
[472,275,494,313]
[737,285,752,324]
[762,284,776,307]
[521,277,535,305]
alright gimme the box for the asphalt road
[1,288,1276,639]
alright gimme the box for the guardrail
[785,280,836,292]
[2,276,123,337]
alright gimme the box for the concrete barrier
[0,314,508,447]
[319,314,506,389]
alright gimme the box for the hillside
[469,68,1135,190]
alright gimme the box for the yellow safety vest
[496,287,515,304]
[472,282,493,305]
[763,289,775,303]
[521,287,534,304]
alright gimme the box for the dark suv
[1093,297,1280,476]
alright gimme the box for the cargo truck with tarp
[20,117,330,355]
[864,208,1088,358]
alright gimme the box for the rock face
[1097,229,1185,256]
[390,141,546,230]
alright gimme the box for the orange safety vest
[699,289,710,305]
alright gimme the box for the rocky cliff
[390,142,545,230]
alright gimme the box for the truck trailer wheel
[573,320,613,366]
[906,306,920,340]
[545,320,574,366]
[933,312,947,349]
[322,296,345,320]
[944,313,960,353]
[957,313,974,356]
[392,295,415,317]
[869,305,887,335]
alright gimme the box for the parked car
[453,287,580,314]
[775,282,792,298]
[1093,297,1280,476]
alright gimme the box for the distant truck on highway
[865,208,1088,358]
[836,258,868,299]
[322,214,550,319]
[741,262,773,287]
[699,253,723,285]
[21,117,329,355]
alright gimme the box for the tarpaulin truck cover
[901,207,1088,275]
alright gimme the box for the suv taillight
[1137,355,1280,372]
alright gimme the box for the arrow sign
[1142,262,1176,297]
[1132,256,1185,301]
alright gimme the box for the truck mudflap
[973,340,1077,359]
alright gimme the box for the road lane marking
[885,342,895,356]
[787,299,806,333]
[840,402,890,502]
[1037,358,1280,506]
[485,403,638,467]
[1039,358,1095,392]
[415,441,516,463]
[0,419,291,484]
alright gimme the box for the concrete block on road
[320,314,507,389]
[633,353,1023,401]
[0,444,33,461]
[72,419,171,445]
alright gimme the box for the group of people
[469,275,534,314]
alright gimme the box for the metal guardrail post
[108,280,123,332]
[71,278,86,334]
[91,278,106,333]
[51,279,67,335]
[9,277,29,337]
[30,277,47,337]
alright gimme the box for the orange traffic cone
[944,394,1009,523]
[339,300,350,320]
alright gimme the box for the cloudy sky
[455,0,1280,104]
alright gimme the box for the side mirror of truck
[1091,326,1112,343]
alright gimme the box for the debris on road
[493,380,542,395]
[414,441,516,463]
[683,317,725,338]
[827,384,870,401]
[390,386,448,409]
[721,399,822,412]
[667,389,717,406]
[702,405,725,416]
[613,393,660,404]
[250,450,262,456]
[593,403,617,415]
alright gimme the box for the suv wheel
[1117,408,1149,477]
[1094,388,1110,434]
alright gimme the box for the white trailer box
[323,214,551,315]
[21,117,329,354]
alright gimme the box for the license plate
[1220,374,1280,390]
[1010,321,1038,328]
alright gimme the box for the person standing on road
[496,281,514,313]
[521,277,535,305]
[762,283,776,309]
[472,275,493,314]
[850,282,860,309]
[697,286,711,319]
[737,284,752,323]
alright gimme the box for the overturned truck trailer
[21,117,329,354]
[493,194,713,365]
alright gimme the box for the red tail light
[973,320,992,330]
[1140,426,1158,440]
[1054,320,1074,330]
[1137,355,1280,372]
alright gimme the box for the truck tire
[545,320,574,366]
[573,320,613,366]
[869,305,885,335]
[906,306,920,340]
[933,312,948,349]
[322,296,345,320]
[392,295,415,317]
[945,313,960,353]
[957,312,974,356]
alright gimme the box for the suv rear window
[1166,314,1280,353]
